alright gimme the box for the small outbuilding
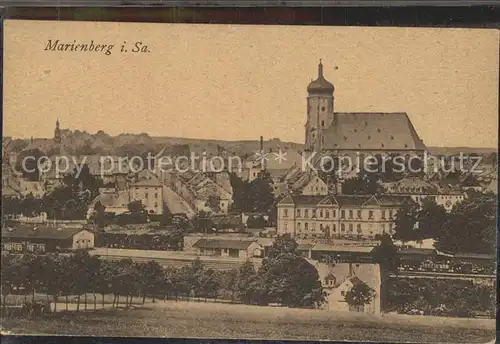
[2,225,95,253]
[192,238,263,259]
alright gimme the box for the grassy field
[1,300,496,342]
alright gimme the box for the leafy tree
[249,170,275,213]
[260,253,325,308]
[372,233,400,310]
[121,200,148,224]
[259,234,325,308]
[127,200,145,213]
[19,194,42,217]
[236,261,261,304]
[435,191,496,254]
[41,164,102,220]
[0,254,20,313]
[415,198,447,239]
[267,234,299,259]
[342,172,381,195]
[345,280,375,311]
[192,210,214,233]
[393,199,419,242]
[2,197,22,216]
[220,268,239,302]
[372,233,400,273]
[229,172,248,212]
[137,260,164,303]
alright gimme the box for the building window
[305,223,309,230]
[381,210,386,219]
[320,210,323,217]
[312,209,317,217]
[389,210,393,219]
[145,192,149,198]
[325,211,330,218]
[341,224,345,232]
[341,210,345,219]
[368,211,374,219]
[321,120,325,127]
[349,224,353,232]
[155,193,159,198]
[357,210,362,219]
[357,224,362,233]
[321,107,326,112]
[333,210,336,218]
[297,209,301,217]
[305,209,309,218]
[284,209,289,217]
[349,210,353,219]
[341,291,345,296]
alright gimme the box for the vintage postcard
[1,20,498,343]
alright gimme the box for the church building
[304,61,426,159]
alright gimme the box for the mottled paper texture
[1,20,498,343]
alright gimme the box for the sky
[3,20,499,148]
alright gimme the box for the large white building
[277,194,411,239]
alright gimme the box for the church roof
[323,112,426,151]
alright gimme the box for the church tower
[54,119,61,144]
[305,60,335,152]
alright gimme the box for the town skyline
[6,126,499,151]
[3,21,499,148]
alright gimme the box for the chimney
[335,179,343,195]
[260,136,264,152]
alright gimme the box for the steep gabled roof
[335,195,372,206]
[323,113,426,151]
[290,194,326,206]
[376,195,412,206]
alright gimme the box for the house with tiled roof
[277,193,412,239]
[304,61,425,161]
[2,224,95,253]
[165,169,234,214]
[192,238,263,259]
[382,176,466,212]
[87,189,131,217]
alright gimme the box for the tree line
[1,235,326,316]
[386,278,495,318]
[393,191,496,254]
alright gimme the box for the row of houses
[157,167,233,214]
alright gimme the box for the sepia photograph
[1,20,498,343]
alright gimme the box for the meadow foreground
[1,300,495,343]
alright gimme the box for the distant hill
[427,146,497,155]
[3,130,495,159]
[3,130,303,157]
